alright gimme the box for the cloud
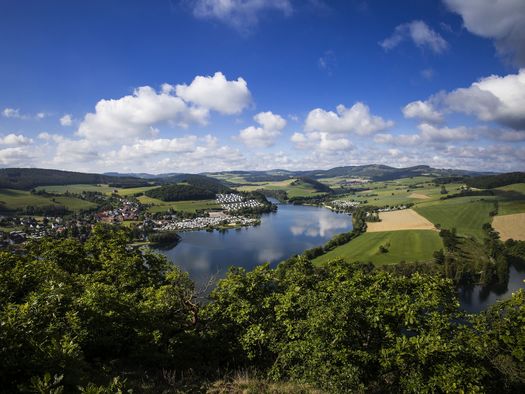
[291,131,353,152]
[444,69,525,129]
[2,108,22,119]
[0,133,33,146]
[444,0,525,66]
[304,102,393,135]
[110,136,200,159]
[402,100,443,123]
[77,85,206,141]
[60,114,73,126]
[380,20,448,54]
[189,0,292,32]
[238,111,286,148]
[318,50,337,75]
[175,72,251,115]
[417,123,474,142]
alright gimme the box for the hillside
[0,168,150,190]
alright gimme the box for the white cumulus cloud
[0,133,33,146]
[60,114,73,126]
[175,72,251,115]
[239,111,286,148]
[304,102,393,135]
[444,69,525,129]
[402,100,443,123]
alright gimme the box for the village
[0,193,268,246]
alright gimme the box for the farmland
[0,189,96,212]
[35,184,159,196]
[413,196,496,241]
[236,178,326,198]
[492,213,525,241]
[366,209,436,232]
[313,230,443,266]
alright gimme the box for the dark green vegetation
[293,177,333,194]
[466,172,525,189]
[0,168,149,190]
[159,173,234,193]
[145,184,217,201]
[1,227,525,392]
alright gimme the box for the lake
[157,202,353,288]
[157,202,525,311]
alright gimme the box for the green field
[236,178,326,198]
[414,196,496,241]
[313,230,443,266]
[0,189,97,212]
[35,184,158,196]
[138,196,219,213]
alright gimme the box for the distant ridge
[0,168,150,190]
[0,165,498,190]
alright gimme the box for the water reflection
[156,203,353,287]
[459,265,525,313]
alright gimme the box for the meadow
[35,184,159,196]
[413,196,496,241]
[0,189,96,212]
[236,178,326,198]
[313,230,443,266]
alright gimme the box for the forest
[1,225,524,393]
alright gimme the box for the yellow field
[367,209,436,232]
[409,193,430,199]
[492,213,525,241]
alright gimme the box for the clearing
[367,209,436,232]
[313,230,443,266]
[492,213,525,241]
[137,196,219,213]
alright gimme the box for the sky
[1,0,524,174]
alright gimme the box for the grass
[138,196,219,213]
[236,178,326,198]
[35,184,158,196]
[414,196,496,241]
[313,230,443,266]
[336,182,465,208]
[0,189,97,212]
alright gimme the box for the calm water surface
[157,202,525,311]
[157,202,353,287]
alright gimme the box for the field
[0,189,96,212]
[413,196,496,241]
[492,213,525,241]
[367,209,436,232]
[333,178,465,208]
[236,178,326,198]
[313,230,443,266]
[137,195,219,213]
[35,184,158,196]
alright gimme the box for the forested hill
[0,168,150,190]
[205,165,492,182]
[465,172,525,189]
[158,173,233,193]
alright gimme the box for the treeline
[145,184,216,201]
[465,172,525,189]
[0,168,149,190]
[1,227,525,392]
[302,208,367,260]
[293,177,333,193]
[159,174,232,194]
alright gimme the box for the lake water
[157,202,353,288]
[458,265,525,313]
[157,202,525,311]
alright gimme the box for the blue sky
[1,0,524,173]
